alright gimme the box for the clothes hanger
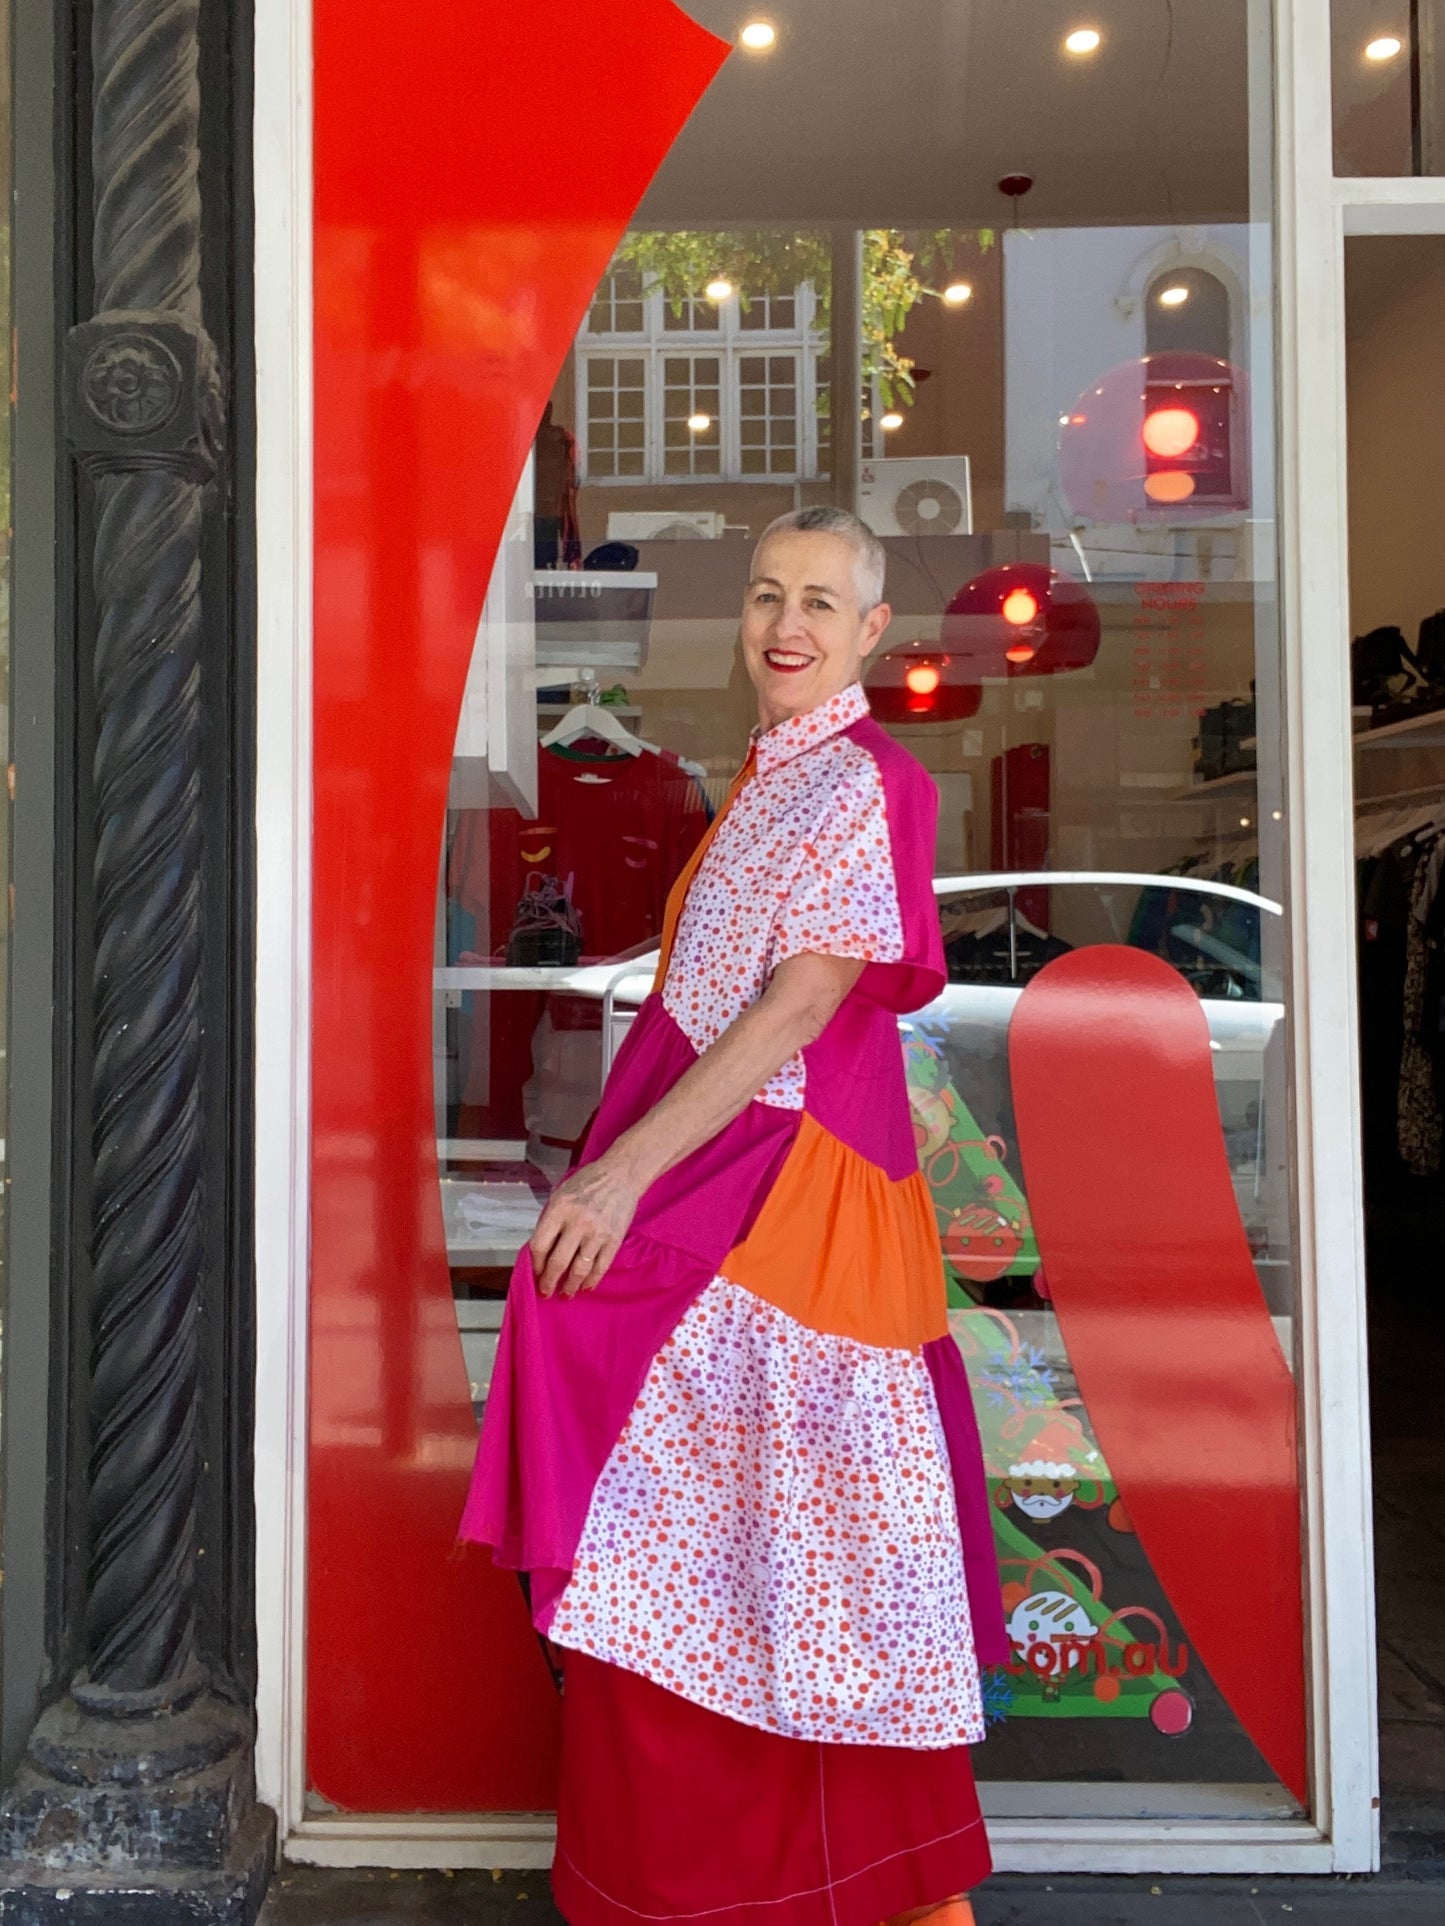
[539,671,659,757]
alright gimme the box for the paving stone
[1378,1646,1445,1721]
[257,1869,1445,1926]
[1380,1717,1445,1793]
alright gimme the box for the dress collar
[752,681,870,774]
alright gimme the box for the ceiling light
[1064,27,1102,56]
[942,281,973,306]
[1365,34,1403,61]
[1005,640,1039,665]
[905,664,941,696]
[1001,588,1040,627]
[879,410,904,431]
[686,412,712,433]
[705,277,734,302]
[739,20,777,51]
[1158,283,1191,307]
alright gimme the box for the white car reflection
[446,872,1287,1405]
[579,868,1285,1073]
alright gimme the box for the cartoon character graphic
[903,1027,1037,1299]
[1007,1587,1094,1650]
[954,1304,1195,1735]
[995,1412,1105,1521]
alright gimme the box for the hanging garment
[448,741,711,1139]
[1398,847,1443,1176]
[460,682,1000,1926]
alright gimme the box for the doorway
[1345,232,1445,1869]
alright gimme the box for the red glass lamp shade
[939,562,1100,679]
[1058,350,1249,523]
[866,646,983,723]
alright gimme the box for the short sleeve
[771,747,945,1014]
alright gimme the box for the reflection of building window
[662,294,722,333]
[738,354,799,476]
[584,356,647,479]
[1142,265,1242,510]
[587,269,646,335]
[579,277,824,483]
[739,290,796,332]
[663,356,722,476]
[1145,266,1231,359]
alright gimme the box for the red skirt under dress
[553,1654,992,1926]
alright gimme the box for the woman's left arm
[531,951,865,1296]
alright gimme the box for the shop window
[310,0,1314,1827]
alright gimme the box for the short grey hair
[753,505,887,612]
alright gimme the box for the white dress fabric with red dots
[661,687,906,1110]
[547,1277,985,1747]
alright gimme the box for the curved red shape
[310,0,728,1812]
[1008,947,1307,1805]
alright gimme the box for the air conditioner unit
[858,457,973,537]
[606,509,726,541]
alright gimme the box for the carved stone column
[0,2,272,1916]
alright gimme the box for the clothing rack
[1355,781,1445,858]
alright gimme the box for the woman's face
[740,530,891,729]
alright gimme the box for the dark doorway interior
[1346,232,1445,1872]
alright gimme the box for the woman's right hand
[529,1152,641,1298]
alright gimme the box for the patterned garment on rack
[1399,853,1443,1176]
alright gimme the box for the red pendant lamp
[1057,350,1250,524]
[865,643,984,723]
[939,562,1101,680]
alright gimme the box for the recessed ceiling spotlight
[705,277,734,302]
[1158,283,1191,306]
[942,281,974,305]
[1064,27,1102,56]
[1365,34,1404,60]
[739,20,777,52]
[879,411,905,431]
[686,412,712,433]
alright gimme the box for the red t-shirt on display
[448,741,711,1136]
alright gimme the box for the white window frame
[577,276,825,484]
[253,0,1416,1876]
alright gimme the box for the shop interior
[425,1,1314,1815]
[1343,232,1445,1855]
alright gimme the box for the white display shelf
[435,960,657,999]
[438,1137,528,1164]
[1352,705,1445,750]
[439,1175,540,1265]
[1174,706,1445,801]
[1172,767,1259,801]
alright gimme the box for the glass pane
[1333,1,1445,174]
[425,0,1305,1828]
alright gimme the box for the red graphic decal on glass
[1007,947,1307,1805]
[310,0,728,1812]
